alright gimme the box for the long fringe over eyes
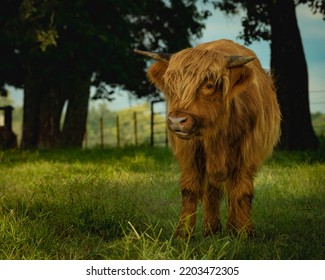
[163,49,230,109]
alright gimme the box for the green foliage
[213,0,325,44]
[0,146,324,259]
[36,28,58,52]
[312,112,325,137]
[0,93,14,107]
[0,0,209,94]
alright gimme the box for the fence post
[3,106,14,131]
[100,117,104,149]
[116,114,120,148]
[84,126,88,149]
[150,99,166,147]
[150,102,154,146]
[133,111,138,146]
[165,105,169,147]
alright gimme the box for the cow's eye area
[201,80,223,96]
[206,83,214,90]
[202,82,215,95]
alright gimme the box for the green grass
[0,145,324,260]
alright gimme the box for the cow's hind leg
[227,174,254,236]
[203,183,223,236]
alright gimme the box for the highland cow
[135,39,281,237]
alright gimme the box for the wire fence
[84,101,167,148]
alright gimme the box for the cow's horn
[134,49,172,63]
[226,56,255,68]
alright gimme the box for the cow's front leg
[175,188,198,238]
[227,174,254,236]
[173,140,205,238]
[203,183,223,236]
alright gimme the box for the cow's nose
[168,116,187,125]
[168,116,187,130]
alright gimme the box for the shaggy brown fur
[144,39,281,237]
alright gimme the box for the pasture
[0,145,324,260]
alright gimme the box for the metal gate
[150,99,168,147]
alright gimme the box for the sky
[7,4,325,113]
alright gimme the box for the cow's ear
[147,61,168,91]
[134,50,172,90]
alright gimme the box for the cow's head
[135,47,255,140]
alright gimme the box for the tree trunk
[61,77,90,148]
[38,86,66,149]
[21,72,41,149]
[269,0,319,150]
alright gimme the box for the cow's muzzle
[167,111,197,139]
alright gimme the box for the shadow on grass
[2,136,325,167]
[269,136,325,166]
[0,145,174,168]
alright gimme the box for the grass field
[0,143,324,260]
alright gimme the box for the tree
[214,0,324,150]
[0,0,209,148]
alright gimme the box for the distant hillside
[312,112,325,137]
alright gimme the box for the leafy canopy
[213,0,325,44]
[0,0,210,97]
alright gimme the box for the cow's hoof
[173,226,194,240]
